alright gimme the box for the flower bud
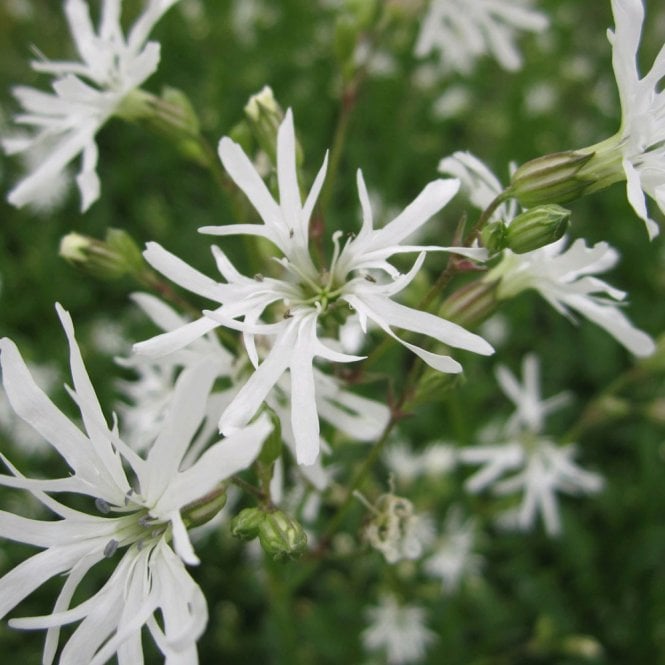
[504,204,570,254]
[258,510,308,561]
[115,88,155,122]
[182,487,228,528]
[508,136,625,209]
[230,507,266,541]
[480,221,508,254]
[439,278,499,330]
[244,86,285,165]
[59,228,144,281]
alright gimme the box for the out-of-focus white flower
[0,304,272,663]
[3,0,180,212]
[363,595,436,665]
[460,352,604,536]
[496,353,571,435]
[385,441,456,484]
[414,0,548,74]
[486,237,655,357]
[439,150,517,222]
[136,110,492,465]
[460,438,604,536]
[606,0,665,238]
[424,507,482,593]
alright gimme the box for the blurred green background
[0,1,664,663]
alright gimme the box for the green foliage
[0,1,664,663]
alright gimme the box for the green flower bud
[182,487,228,529]
[230,507,266,541]
[244,86,285,165]
[504,204,570,254]
[561,635,604,660]
[480,221,508,254]
[59,228,144,281]
[508,135,625,209]
[258,510,308,561]
[439,278,500,330]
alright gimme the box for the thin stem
[561,367,642,444]
[264,557,300,663]
[317,12,391,215]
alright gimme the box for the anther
[103,539,119,558]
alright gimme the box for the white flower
[385,441,456,484]
[3,0,179,212]
[460,438,604,536]
[363,595,436,665]
[424,508,482,593]
[607,0,665,238]
[136,109,493,465]
[414,0,548,74]
[0,304,272,663]
[486,236,655,357]
[438,150,516,222]
[116,292,235,453]
[0,361,59,456]
[495,353,571,435]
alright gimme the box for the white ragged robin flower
[459,354,603,536]
[414,0,548,75]
[0,304,272,663]
[115,291,236,454]
[424,507,483,594]
[459,437,604,536]
[135,109,493,465]
[606,0,665,239]
[3,0,180,212]
[438,150,516,223]
[485,237,655,357]
[362,594,436,665]
[132,290,391,469]
[495,353,571,435]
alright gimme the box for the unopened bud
[439,278,499,329]
[230,507,266,541]
[508,135,625,209]
[183,487,228,528]
[561,635,604,660]
[115,88,154,122]
[59,228,144,280]
[481,221,508,254]
[258,510,308,561]
[244,86,285,164]
[504,204,570,253]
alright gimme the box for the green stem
[264,557,300,664]
[561,367,642,444]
